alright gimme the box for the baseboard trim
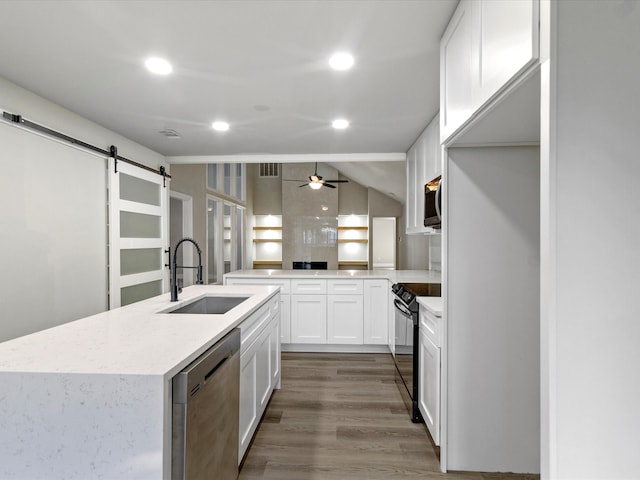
[281,344,391,354]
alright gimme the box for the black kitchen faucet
[170,238,204,302]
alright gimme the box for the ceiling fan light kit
[284,162,349,190]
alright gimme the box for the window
[206,163,246,282]
[207,163,245,201]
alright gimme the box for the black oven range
[391,282,441,423]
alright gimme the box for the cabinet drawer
[291,279,327,294]
[419,307,441,348]
[240,303,272,351]
[225,277,291,295]
[327,279,363,295]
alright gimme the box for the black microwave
[424,175,442,228]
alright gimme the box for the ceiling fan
[283,162,349,190]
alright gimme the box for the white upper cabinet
[406,113,441,235]
[440,0,474,141]
[441,0,539,143]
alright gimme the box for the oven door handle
[394,298,413,317]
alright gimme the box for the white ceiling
[0,0,457,200]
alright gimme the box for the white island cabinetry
[238,296,281,462]
[224,277,291,344]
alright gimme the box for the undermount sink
[164,296,250,315]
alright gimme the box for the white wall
[541,2,640,478]
[446,146,540,473]
[0,77,167,342]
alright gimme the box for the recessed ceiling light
[329,52,354,71]
[145,57,172,75]
[332,119,349,129]
[212,121,230,132]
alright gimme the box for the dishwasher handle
[173,328,241,404]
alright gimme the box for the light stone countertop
[0,284,279,378]
[225,269,441,284]
[417,296,443,317]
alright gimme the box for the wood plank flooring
[239,353,539,480]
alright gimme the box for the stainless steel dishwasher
[172,328,240,480]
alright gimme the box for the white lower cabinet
[327,294,363,344]
[387,290,395,355]
[226,275,412,350]
[238,295,281,463]
[279,294,291,344]
[363,279,389,344]
[290,295,327,343]
[418,307,441,446]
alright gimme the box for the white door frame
[170,191,194,285]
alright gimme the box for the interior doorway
[372,217,396,270]
[170,192,194,287]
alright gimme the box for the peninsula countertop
[224,269,441,284]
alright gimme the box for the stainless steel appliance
[172,329,241,480]
[392,282,441,422]
[424,175,442,229]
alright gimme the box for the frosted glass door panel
[120,173,161,206]
[120,248,162,276]
[121,280,163,306]
[119,211,161,238]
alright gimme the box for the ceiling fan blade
[324,183,337,188]
[298,183,309,188]
[323,179,348,183]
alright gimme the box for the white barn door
[108,159,169,308]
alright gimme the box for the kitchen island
[0,284,279,480]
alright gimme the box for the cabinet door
[239,344,258,462]
[387,290,395,355]
[426,113,442,179]
[256,324,272,413]
[327,295,363,344]
[405,145,418,233]
[270,315,281,388]
[290,295,327,343]
[440,0,473,142]
[419,331,441,446]
[473,0,538,108]
[363,280,389,345]
[279,294,291,344]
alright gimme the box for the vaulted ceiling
[0,0,457,200]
